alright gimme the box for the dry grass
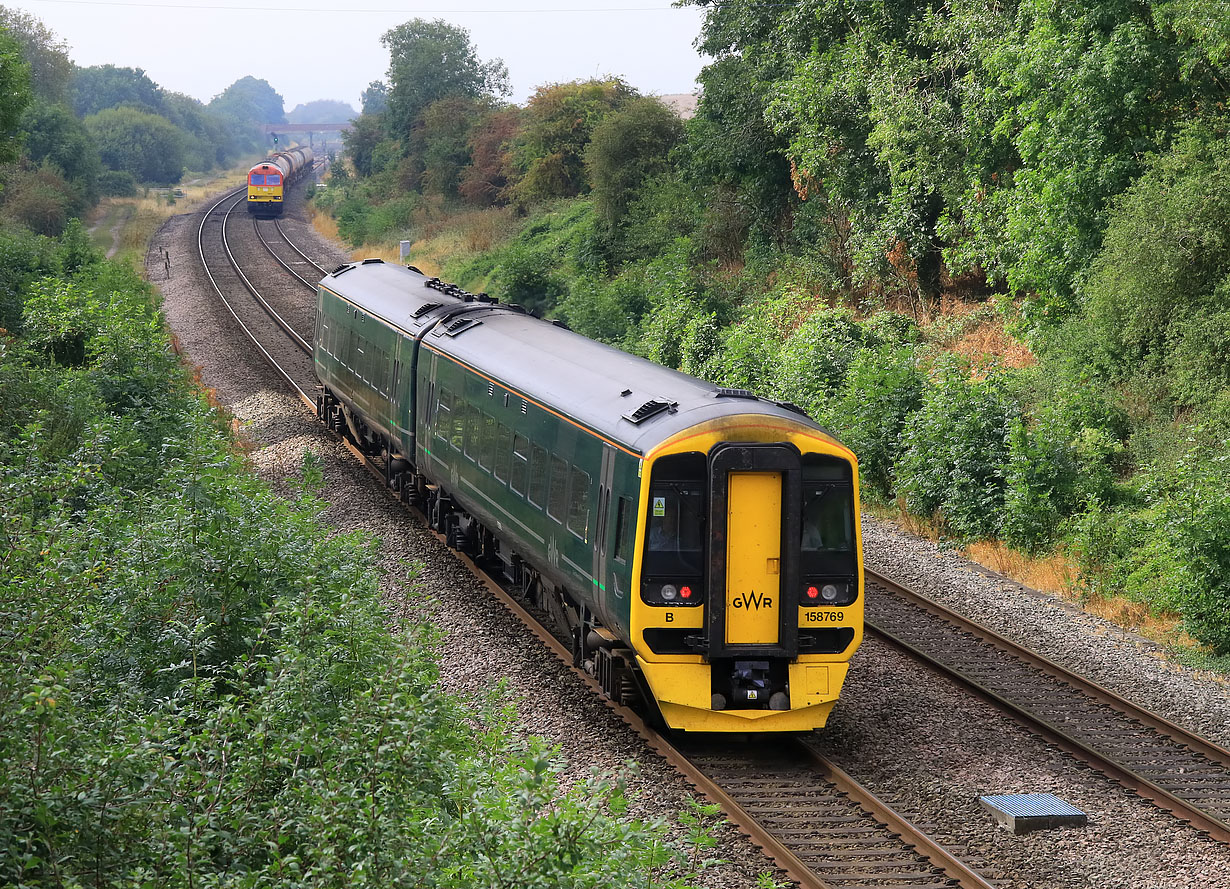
[87,164,256,270]
[951,320,1036,370]
[867,501,1203,651]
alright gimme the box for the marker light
[680,585,693,599]
[806,585,820,600]
[821,584,840,602]
[660,584,678,601]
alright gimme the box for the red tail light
[806,585,820,600]
[680,585,693,599]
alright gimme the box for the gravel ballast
[149,191,1230,888]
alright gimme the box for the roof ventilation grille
[412,302,442,318]
[361,257,384,265]
[775,400,810,417]
[716,387,757,399]
[444,317,481,337]
[623,399,677,425]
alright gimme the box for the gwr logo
[731,590,774,610]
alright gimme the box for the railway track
[190,182,1230,886]
[865,570,1230,844]
[191,187,999,888]
[195,187,317,403]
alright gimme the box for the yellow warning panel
[725,471,782,645]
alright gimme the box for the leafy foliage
[84,106,185,185]
[381,18,508,142]
[0,240,717,886]
[513,79,637,203]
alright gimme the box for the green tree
[21,99,102,202]
[341,111,388,178]
[0,27,31,166]
[458,106,521,206]
[287,98,357,124]
[381,19,508,141]
[84,106,185,185]
[1079,127,1230,407]
[72,64,163,117]
[585,96,683,234]
[419,95,487,198]
[513,78,637,203]
[361,79,388,115]
[0,6,70,103]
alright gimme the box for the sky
[11,0,711,114]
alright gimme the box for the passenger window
[566,466,590,539]
[494,423,512,481]
[528,443,549,507]
[613,497,631,563]
[435,391,453,444]
[451,399,466,450]
[463,404,480,459]
[510,434,530,494]
[478,414,496,470]
[547,455,568,520]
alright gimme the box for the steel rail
[217,194,313,355]
[189,191,994,887]
[195,189,314,409]
[865,567,1230,844]
[274,216,329,278]
[253,217,319,291]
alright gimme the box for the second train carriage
[246,147,314,218]
[313,259,864,732]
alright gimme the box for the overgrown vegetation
[314,6,1230,655]
[0,6,320,237]
[0,227,723,886]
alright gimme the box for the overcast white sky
[10,0,709,113]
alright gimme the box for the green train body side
[312,260,865,732]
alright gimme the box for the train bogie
[312,260,864,733]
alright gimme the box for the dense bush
[827,343,923,503]
[896,360,1015,539]
[0,244,719,886]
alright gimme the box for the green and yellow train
[314,259,864,733]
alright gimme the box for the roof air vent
[361,257,384,265]
[775,400,810,417]
[623,399,677,425]
[441,317,481,337]
[716,388,757,399]
[331,263,353,276]
[412,302,443,318]
[406,264,423,274]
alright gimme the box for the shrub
[828,344,923,502]
[768,304,863,417]
[896,360,1014,539]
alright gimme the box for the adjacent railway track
[191,188,998,888]
[865,570,1230,844]
[190,184,1230,887]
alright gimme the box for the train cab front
[631,422,864,733]
[246,163,284,216]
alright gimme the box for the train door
[592,444,617,619]
[706,443,801,660]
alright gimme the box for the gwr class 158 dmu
[313,259,864,732]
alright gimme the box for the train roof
[319,260,845,456]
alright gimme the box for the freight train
[313,259,864,732]
[246,147,314,218]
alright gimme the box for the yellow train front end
[246,160,287,217]
[630,415,864,733]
